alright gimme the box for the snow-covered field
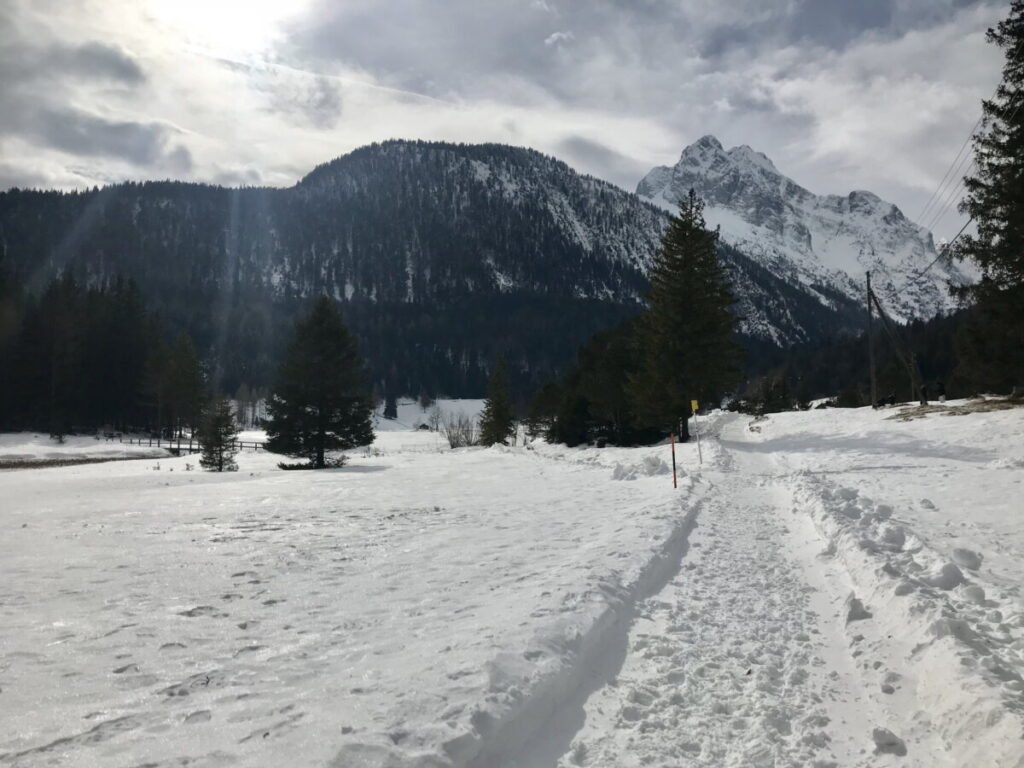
[372,398,487,434]
[0,433,169,467]
[1,400,1022,767]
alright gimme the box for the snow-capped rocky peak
[637,135,974,324]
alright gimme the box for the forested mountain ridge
[0,140,885,396]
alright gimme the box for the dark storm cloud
[790,0,892,47]
[285,0,562,99]
[558,135,649,188]
[0,22,191,178]
[50,41,146,83]
[33,108,179,165]
[287,0,997,105]
[0,160,53,190]
[0,37,145,85]
[212,167,264,187]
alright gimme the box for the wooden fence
[114,435,266,454]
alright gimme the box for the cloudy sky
[0,0,1007,239]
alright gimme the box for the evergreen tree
[142,339,171,435]
[525,381,561,441]
[630,190,742,440]
[479,358,515,446]
[235,382,252,428]
[956,2,1024,392]
[383,392,398,420]
[41,276,84,438]
[574,322,647,445]
[266,296,374,468]
[167,334,205,438]
[550,388,590,447]
[198,397,239,472]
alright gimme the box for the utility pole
[868,289,921,404]
[867,272,877,408]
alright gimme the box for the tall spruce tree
[955,2,1024,392]
[266,296,374,468]
[478,358,515,446]
[168,334,205,438]
[630,189,741,440]
[198,397,239,472]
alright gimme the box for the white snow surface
[0,429,698,767]
[0,433,169,465]
[559,403,1024,768]
[1,402,1023,767]
[373,398,486,433]
[637,135,977,324]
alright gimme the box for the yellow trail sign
[691,399,699,413]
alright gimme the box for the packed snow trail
[555,412,1022,767]
[557,416,879,767]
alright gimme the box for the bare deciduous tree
[441,412,477,448]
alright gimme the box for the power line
[911,33,1024,235]
[908,83,1024,290]
[895,217,974,293]
[922,158,976,235]
[915,115,982,227]
[901,38,1024,290]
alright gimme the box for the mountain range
[637,135,972,325]
[0,137,964,397]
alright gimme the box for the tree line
[0,270,205,438]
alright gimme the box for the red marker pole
[670,432,677,489]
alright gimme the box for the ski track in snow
[557,409,1024,768]
[557,422,877,768]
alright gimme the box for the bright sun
[149,0,308,57]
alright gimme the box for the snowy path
[556,411,1024,768]
[557,418,879,767]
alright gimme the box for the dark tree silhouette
[630,190,742,440]
[266,296,374,468]
[479,358,515,446]
[199,397,239,472]
[955,2,1024,392]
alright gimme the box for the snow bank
[792,474,1024,767]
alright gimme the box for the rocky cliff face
[638,135,973,324]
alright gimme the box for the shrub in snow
[427,405,443,432]
[442,412,478,448]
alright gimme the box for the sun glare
[148,0,307,57]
